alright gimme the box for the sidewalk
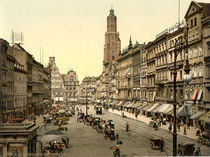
[107,108,198,140]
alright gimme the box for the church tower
[103,8,121,65]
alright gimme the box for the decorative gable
[185,1,202,19]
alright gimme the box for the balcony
[167,60,183,70]
[155,80,166,85]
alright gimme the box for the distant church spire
[128,36,132,49]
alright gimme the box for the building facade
[117,39,133,101]
[14,61,27,119]
[79,77,97,104]
[0,39,9,123]
[184,1,209,114]
[48,57,64,104]
[140,45,147,104]
[146,41,156,106]
[63,69,80,104]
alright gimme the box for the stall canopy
[177,104,192,117]
[146,103,160,112]
[190,112,203,120]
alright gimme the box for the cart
[150,138,164,151]
[177,143,195,156]
[96,106,102,114]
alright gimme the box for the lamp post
[173,26,190,156]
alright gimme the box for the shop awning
[190,112,203,120]
[200,111,210,121]
[137,103,146,110]
[162,104,174,114]
[124,101,132,107]
[177,104,192,117]
[153,104,170,113]
[146,103,160,112]
[192,89,198,100]
[126,102,135,108]
[130,103,142,109]
[166,107,179,116]
[142,104,152,111]
[116,101,124,106]
[197,89,203,100]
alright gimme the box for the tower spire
[128,36,132,49]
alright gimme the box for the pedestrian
[116,133,119,140]
[168,122,172,133]
[184,125,187,135]
[194,147,201,156]
[196,128,201,137]
[126,122,129,132]
[200,124,204,133]
[135,112,138,119]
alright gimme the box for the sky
[0,0,209,82]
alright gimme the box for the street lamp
[173,26,191,156]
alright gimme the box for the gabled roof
[185,1,210,19]
[198,2,210,18]
[13,43,27,52]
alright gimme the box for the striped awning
[146,103,160,112]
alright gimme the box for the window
[194,18,197,26]
[189,49,193,58]
[180,70,182,80]
[199,66,203,77]
[199,46,203,56]
[194,47,198,57]
[191,19,193,28]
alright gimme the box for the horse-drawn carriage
[150,138,164,151]
[104,122,117,141]
[177,143,195,156]
[92,117,101,128]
